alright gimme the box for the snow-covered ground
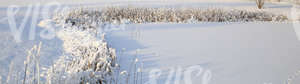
[107,23,300,84]
[1,0,300,84]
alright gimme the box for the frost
[44,10,118,83]
[58,8,289,25]
[45,27,118,83]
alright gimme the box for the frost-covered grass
[6,7,144,84]
[57,7,289,26]
[45,28,118,84]
[22,42,42,84]
[5,42,42,84]
[43,27,143,84]
[43,7,143,84]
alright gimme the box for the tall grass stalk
[7,61,14,84]
[140,62,143,84]
[256,0,265,9]
[116,48,125,84]
[23,42,42,84]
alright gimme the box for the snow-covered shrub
[256,0,265,9]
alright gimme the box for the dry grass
[23,42,42,84]
[55,7,288,28]
[256,0,265,9]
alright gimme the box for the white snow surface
[0,0,300,84]
[107,23,300,84]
